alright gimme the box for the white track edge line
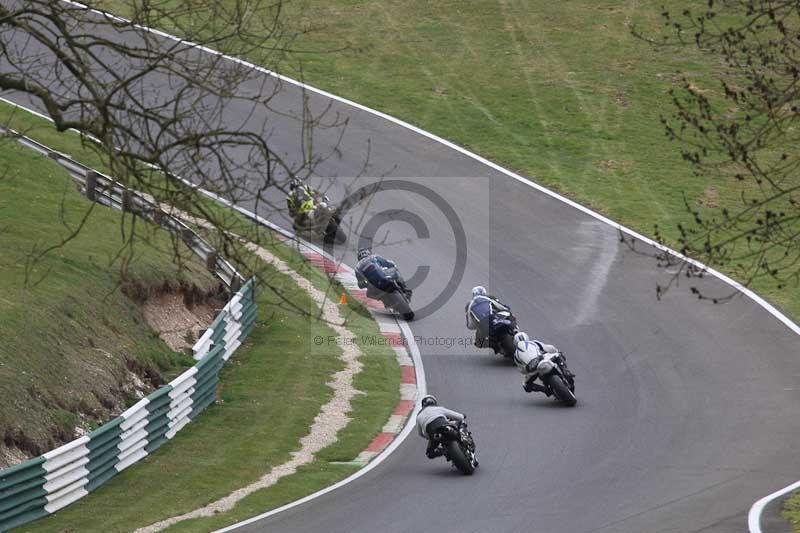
[749,480,800,533]
[16,5,800,527]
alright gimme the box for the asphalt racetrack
[3,10,799,532]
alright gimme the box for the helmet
[514,332,529,345]
[472,286,487,297]
[357,247,371,261]
[289,178,301,191]
[421,395,437,408]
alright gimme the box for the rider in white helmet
[465,286,511,347]
[513,331,573,393]
[416,395,466,459]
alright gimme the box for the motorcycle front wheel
[545,374,577,407]
[446,440,475,475]
[385,291,414,321]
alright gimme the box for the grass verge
[155,246,401,533]
[783,492,800,532]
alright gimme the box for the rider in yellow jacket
[287,179,320,230]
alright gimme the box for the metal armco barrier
[0,127,259,531]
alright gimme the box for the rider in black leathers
[354,247,410,299]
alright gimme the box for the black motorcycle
[431,420,478,475]
[477,310,518,358]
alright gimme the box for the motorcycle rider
[465,286,511,348]
[513,332,574,393]
[417,395,467,459]
[355,247,410,299]
[286,178,323,231]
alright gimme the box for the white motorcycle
[523,351,577,407]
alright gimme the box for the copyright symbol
[324,179,467,321]
[313,336,324,345]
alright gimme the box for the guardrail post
[181,228,195,247]
[121,190,133,213]
[205,251,218,274]
[85,171,98,201]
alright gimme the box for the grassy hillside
[0,136,215,465]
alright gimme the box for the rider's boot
[426,444,444,459]
[524,378,548,394]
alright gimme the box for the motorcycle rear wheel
[500,334,516,358]
[323,218,347,244]
[446,440,475,475]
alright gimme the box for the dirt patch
[125,279,227,353]
[0,443,29,468]
[0,280,226,469]
[0,356,160,468]
[698,185,720,208]
[142,293,215,353]
[614,88,629,107]
[597,159,633,172]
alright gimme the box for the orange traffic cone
[339,292,348,305]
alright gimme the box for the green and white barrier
[0,279,256,531]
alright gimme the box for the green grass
[0,134,213,461]
[783,492,800,532]
[280,0,797,317]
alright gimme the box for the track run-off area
[4,4,800,532]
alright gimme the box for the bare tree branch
[631,1,800,300]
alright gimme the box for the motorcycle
[293,197,347,244]
[430,420,478,475]
[368,268,414,321]
[524,352,577,407]
[477,310,518,358]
